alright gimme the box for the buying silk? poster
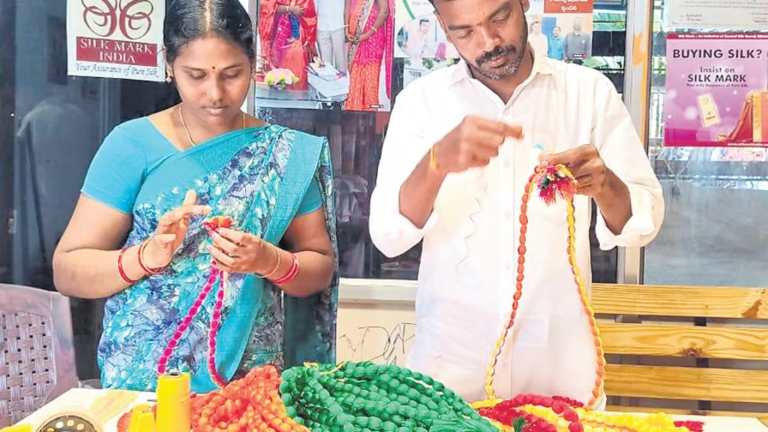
[664,34,768,148]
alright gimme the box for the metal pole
[617,0,654,285]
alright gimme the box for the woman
[259,0,318,90]
[52,0,338,393]
[344,0,394,111]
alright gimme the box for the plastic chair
[0,284,80,427]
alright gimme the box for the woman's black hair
[164,0,256,64]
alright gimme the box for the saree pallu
[259,0,318,91]
[344,0,394,111]
[97,125,338,393]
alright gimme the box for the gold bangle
[429,145,439,171]
[139,240,168,275]
[256,243,281,279]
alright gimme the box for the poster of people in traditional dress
[254,0,395,112]
[664,34,768,148]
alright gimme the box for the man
[369,0,663,407]
[548,26,564,60]
[528,21,548,57]
[406,18,437,57]
[316,0,347,71]
[564,17,592,63]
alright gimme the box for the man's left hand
[539,144,609,199]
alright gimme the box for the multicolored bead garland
[156,216,234,389]
[472,395,703,432]
[278,361,499,432]
[483,163,605,407]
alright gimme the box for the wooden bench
[592,283,768,425]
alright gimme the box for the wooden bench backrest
[592,283,768,420]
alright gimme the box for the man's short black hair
[420,18,430,24]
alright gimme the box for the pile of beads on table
[190,365,308,432]
[278,361,499,432]
[472,394,704,432]
[121,165,710,432]
[184,362,497,432]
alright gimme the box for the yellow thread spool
[0,426,32,432]
[128,404,157,432]
[156,371,191,432]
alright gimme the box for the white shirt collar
[448,49,556,87]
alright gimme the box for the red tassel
[534,164,578,205]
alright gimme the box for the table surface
[15,389,768,432]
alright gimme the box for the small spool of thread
[156,371,191,432]
[128,404,157,432]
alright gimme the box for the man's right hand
[433,116,523,173]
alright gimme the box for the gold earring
[166,70,173,83]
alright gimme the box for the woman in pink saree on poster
[344,0,394,111]
[259,0,319,90]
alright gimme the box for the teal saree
[97,125,338,393]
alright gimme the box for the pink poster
[664,33,768,148]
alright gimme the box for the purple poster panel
[664,33,768,148]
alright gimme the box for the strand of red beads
[476,405,554,432]
[483,163,606,408]
[157,267,220,376]
[206,273,228,388]
[484,394,583,432]
[157,216,232,388]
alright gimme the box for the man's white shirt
[369,53,664,404]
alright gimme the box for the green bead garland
[279,362,497,432]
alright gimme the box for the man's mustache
[476,45,517,65]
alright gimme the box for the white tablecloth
[15,389,768,432]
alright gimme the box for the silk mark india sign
[67,0,165,82]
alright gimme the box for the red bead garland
[479,394,584,432]
[157,216,233,388]
[207,273,227,388]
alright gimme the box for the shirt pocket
[526,190,570,228]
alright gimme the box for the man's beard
[466,25,528,80]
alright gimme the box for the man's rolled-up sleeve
[369,88,438,258]
[592,75,665,250]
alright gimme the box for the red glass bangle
[270,253,299,285]
[118,246,140,284]
[138,240,169,275]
